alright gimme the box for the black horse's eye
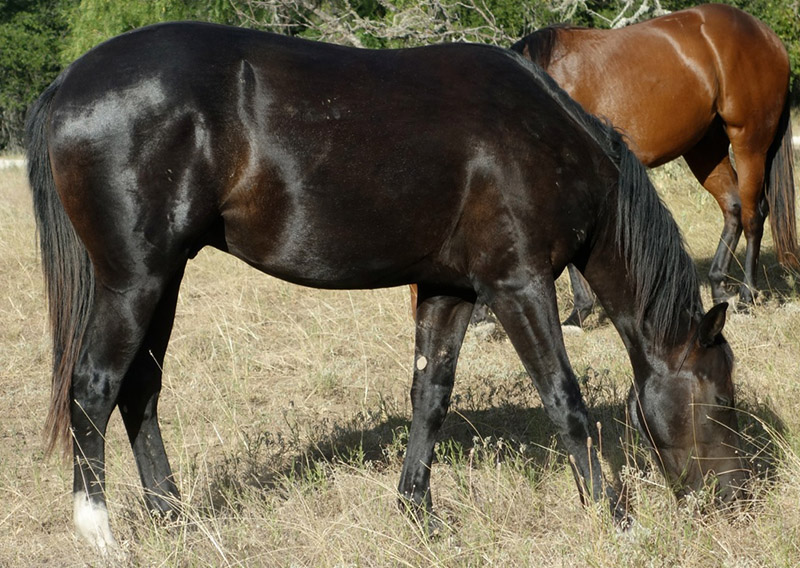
[715,396,731,407]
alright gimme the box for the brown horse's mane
[510,25,583,68]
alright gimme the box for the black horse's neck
[582,230,703,389]
[515,47,704,350]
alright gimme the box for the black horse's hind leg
[118,267,186,518]
[487,273,621,515]
[398,287,474,524]
[562,264,595,328]
[71,276,177,551]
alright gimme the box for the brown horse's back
[527,4,789,167]
[694,4,790,150]
[515,3,795,307]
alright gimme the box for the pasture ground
[1,140,799,566]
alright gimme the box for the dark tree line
[1,0,798,151]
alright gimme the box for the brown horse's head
[628,303,748,505]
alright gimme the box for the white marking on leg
[561,324,584,336]
[416,356,428,371]
[74,490,118,553]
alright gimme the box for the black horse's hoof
[398,496,447,538]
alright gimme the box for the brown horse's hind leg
[563,264,595,328]
[408,284,418,320]
[118,266,186,519]
[684,127,742,305]
[727,143,769,305]
[398,286,473,526]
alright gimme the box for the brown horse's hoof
[562,300,597,329]
[737,285,757,307]
[710,280,740,306]
[471,320,505,341]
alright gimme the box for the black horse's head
[628,303,749,505]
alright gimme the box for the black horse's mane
[504,48,703,339]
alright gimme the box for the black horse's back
[49,23,612,291]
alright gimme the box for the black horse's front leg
[488,274,624,520]
[398,288,474,526]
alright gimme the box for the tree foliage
[0,1,69,151]
[0,0,798,151]
[231,0,560,48]
[60,0,238,63]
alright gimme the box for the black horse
[26,23,746,551]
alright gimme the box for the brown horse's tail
[765,96,798,268]
[25,73,95,458]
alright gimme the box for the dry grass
[1,147,799,567]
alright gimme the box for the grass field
[1,144,800,567]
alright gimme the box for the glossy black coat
[26,23,745,549]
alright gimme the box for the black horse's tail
[765,96,798,268]
[25,74,95,458]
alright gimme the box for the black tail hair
[25,73,96,458]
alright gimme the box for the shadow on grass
[693,249,800,303]
[200,368,787,516]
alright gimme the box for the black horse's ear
[698,302,728,347]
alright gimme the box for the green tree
[0,1,71,151]
[728,0,800,101]
[232,0,562,48]
[60,0,238,64]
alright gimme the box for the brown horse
[513,3,796,324]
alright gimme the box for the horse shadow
[200,373,787,514]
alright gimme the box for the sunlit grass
[1,145,799,566]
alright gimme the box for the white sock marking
[73,490,118,553]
